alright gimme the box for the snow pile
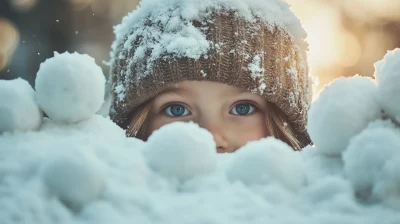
[1,50,400,223]
[307,76,380,155]
[374,49,400,122]
[307,48,400,205]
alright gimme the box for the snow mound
[144,121,217,180]
[0,78,43,133]
[374,48,400,121]
[307,76,380,156]
[35,52,105,123]
[1,49,400,223]
[41,151,105,211]
[226,137,304,191]
[306,48,400,204]
[343,120,400,204]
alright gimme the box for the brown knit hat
[109,0,312,146]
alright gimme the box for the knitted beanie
[109,0,312,146]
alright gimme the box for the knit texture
[109,11,311,146]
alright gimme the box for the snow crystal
[307,76,381,156]
[374,48,400,120]
[35,52,106,123]
[0,78,43,133]
[248,54,264,80]
[248,54,267,94]
[200,69,207,77]
[143,121,217,180]
[114,83,126,101]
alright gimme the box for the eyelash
[160,102,191,119]
[230,101,260,117]
[159,101,261,118]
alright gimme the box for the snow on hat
[109,0,312,145]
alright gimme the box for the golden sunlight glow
[10,0,38,11]
[0,18,20,71]
[296,5,360,69]
[287,1,363,93]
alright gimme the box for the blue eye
[163,104,190,117]
[230,103,255,115]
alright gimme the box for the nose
[214,134,229,153]
[197,119,229,153]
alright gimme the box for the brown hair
[126,99,304,151]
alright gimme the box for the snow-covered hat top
[109,0,312,145]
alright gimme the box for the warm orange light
[0,18,20,71]
[10,0,38,12]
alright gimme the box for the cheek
[147,116,191,138]
[228,114,268,147]
[146,116,167,138]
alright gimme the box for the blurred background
[0,0,399,96]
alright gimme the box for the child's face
[147,81,269,153]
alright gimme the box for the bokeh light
[9,0,38,12]
[0,18,20,71]
[68,0,92,11]
[90,0,140,22]
[287,0,400,92]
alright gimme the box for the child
[108,0,311,151]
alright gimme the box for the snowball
[374,48,400,119]
[343,122,400,203]
[0,78,43,133]
[41,151,105,210]
[301,145,344,185]
[301,176,353,204]
[226,137,305,191]
[143,121,217,180]
[307,76,381,155]
[35,52,105,123]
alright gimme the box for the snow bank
[1,49,400,223]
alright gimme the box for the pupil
[236,104,249,115]
[171,105,184,116]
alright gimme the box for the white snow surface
[1,49,400,223]
[35,52,105,124]
[143,121,217,180]
[374,48,400,121]
[307,75,381,156]
[0,78,43,133]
